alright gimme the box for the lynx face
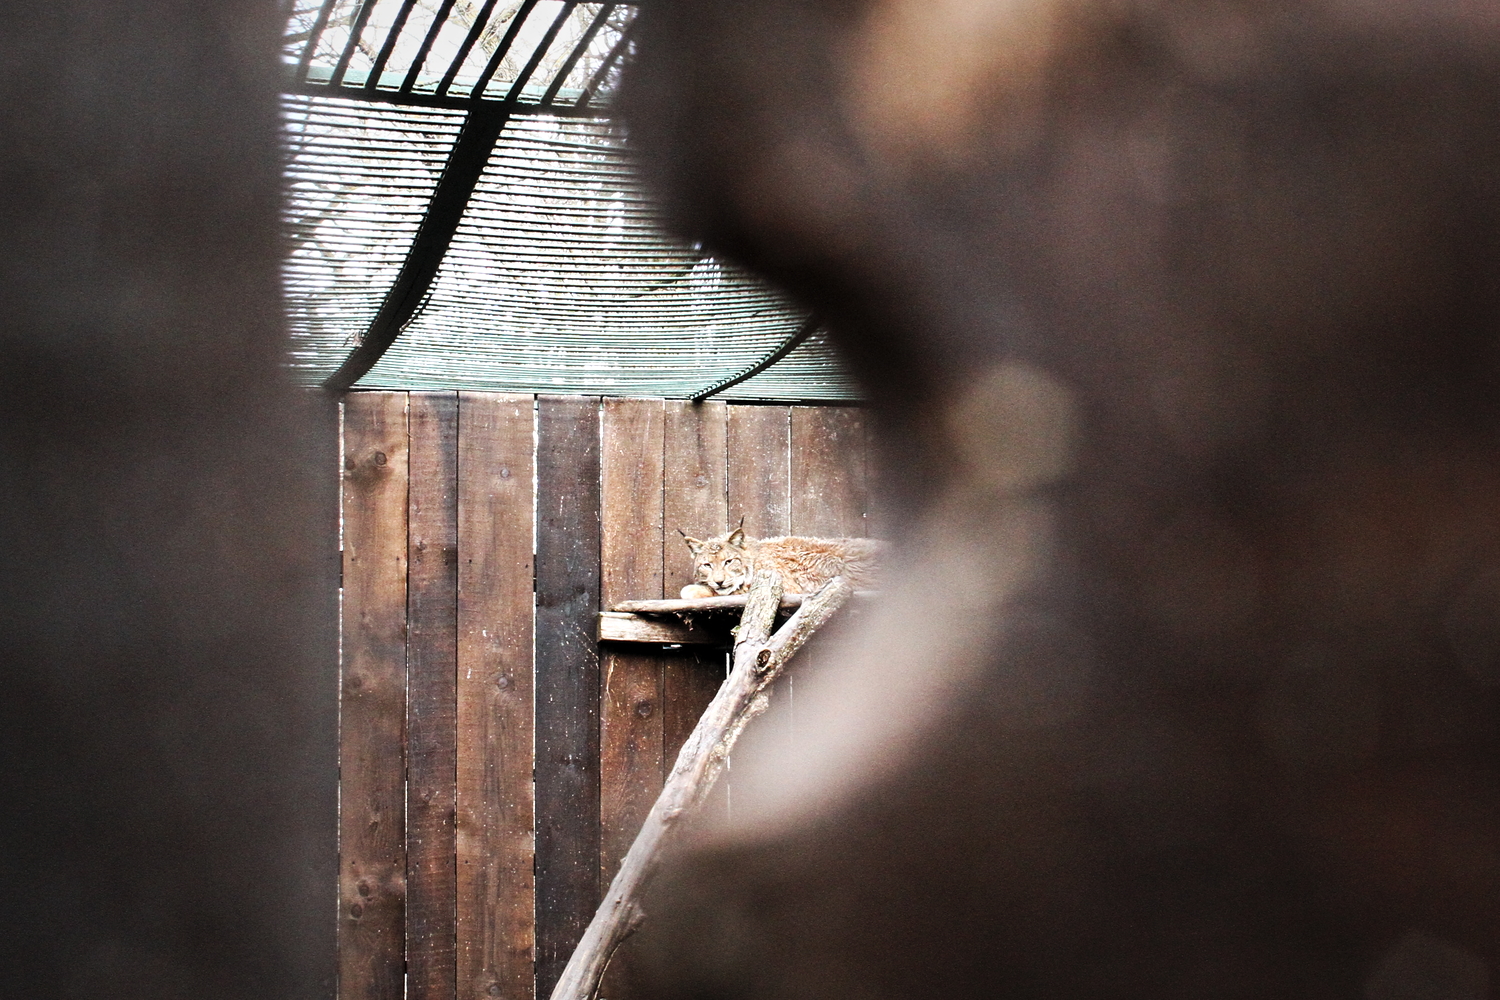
[682,526,753,595]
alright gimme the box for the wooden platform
[598,591,876,646]
[597,611,723,646]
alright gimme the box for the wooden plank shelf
[599,592,877,646]
[598,611,727,646]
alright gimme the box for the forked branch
[549,570,855,1000]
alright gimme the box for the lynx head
[680,520,752,595]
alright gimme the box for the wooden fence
[339,392,875,1000]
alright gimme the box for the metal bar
[573,14,633,109]
[322,104,512,391]
[470,0,543,99]
[541,3,614,106]
[400,0,458,93]
[495,0,576,102]
[436,0,502,96]
[331,0,379,86]
[365,0,421,92]
[691,315,821,401]
[294,0,341,84]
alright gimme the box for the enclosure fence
[339,392,875,1000]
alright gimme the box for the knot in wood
[754,647,773,673]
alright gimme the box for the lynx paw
[681,583,716,599]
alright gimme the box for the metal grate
[284,0,635,114]
[715,329,859,402]
[282,96,467,377]
[359,116,861,400]
[280,3,864,402]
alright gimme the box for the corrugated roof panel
[281,95,466,381]
[358,115,860,400]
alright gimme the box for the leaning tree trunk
[549,570,855,1000]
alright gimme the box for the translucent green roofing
[280,2,862,401]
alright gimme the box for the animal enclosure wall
[338,392,876,1000]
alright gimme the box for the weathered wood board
[785,405,873,749]
[534,396,603,1000]
[661,401,731,772]
[456,393,536,1000]
[598,400,667,1000]
[340,393,409,1000]
[597,611,726,646]
[407,392,459,1000]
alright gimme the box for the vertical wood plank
[457,393,536,1000]
[408,392,459,1000]
[663,401,731,598]
[599,398,666,877]
[724,404,792,810]
[786,406,873,753]
[726,405,791,538]
[598,399,666,1000]
[790,406,869,537]
[340,392,410,1000]
[662,401,730,765]
[534,396,603,1000]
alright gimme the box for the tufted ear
[678,527,704,554]
[727,516,745,547]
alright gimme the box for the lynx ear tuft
[727,518,746,546]
[679,528,704,554]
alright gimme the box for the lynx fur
[680,524,881,598]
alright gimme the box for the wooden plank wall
[339,393,873,1000]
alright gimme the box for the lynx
[679,523,881,598]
